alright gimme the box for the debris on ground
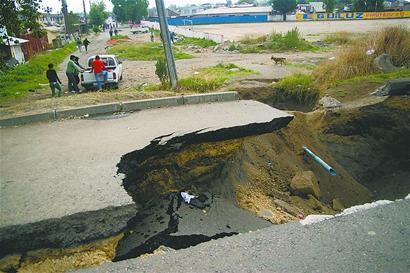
[319,95,342,109]
[290,171,321,199]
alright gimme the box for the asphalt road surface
[75,198,410,273]
[0,100,292,227]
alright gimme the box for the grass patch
[175,37,217,48]
[238,28,319,53]
[0,43,77,101]
[323,31,354,45]
[110,34,129,40]
[339,68,410,84]
[287,62,316,70]
[273,73,320,105]
[240,35,269,45]
[147,63,255,92]
[107,42,193,61]
[313,25,410,89]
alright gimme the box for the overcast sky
[40,0,225,13]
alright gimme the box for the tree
[352,0,384,11]
[111,0,148,23]
[0,0,44,37]
[324,0,335,11]
[237,0,257,5]
[66,12,80,34]
[89,1,108,27]
[269,0,296,21]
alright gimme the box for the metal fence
[19,33,49,60]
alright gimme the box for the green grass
[110,34,129,40]
[287,62,317,70]
[338,68,410,84]
[147,63,256,92]
[323,31,355,45]
[175,37,217,48]
[238,28,319,53]
[107,42,193,61]
[274,73,320,105]
[0,43,77,101]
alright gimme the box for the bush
[237,28,318,53]
[265,28,317,52]
[313,25,410,88]
[373,25,410,67]
[228,43,240,51]
[323,31,353,45]
[110,34,129,40]
[155,58,168,86]
[175,37,217,48]
[92,26,101,33]
[313,43,376,88]
[240,35,269,45]
[274,74,320,105]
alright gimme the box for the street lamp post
[83,0,88,34]
[61,0,69,34]
[155,0,178,89]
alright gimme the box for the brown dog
[271,56,286,65]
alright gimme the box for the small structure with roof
[1,27,29,65]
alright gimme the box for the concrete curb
[0,92,239,127]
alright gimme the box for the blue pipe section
[302,146,337,176]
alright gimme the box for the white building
[309,2,326,12]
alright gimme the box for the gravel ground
[186,19,410,41]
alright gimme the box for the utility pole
[155,0,178,89]
[61,0,69,34]
[83,0,88,34]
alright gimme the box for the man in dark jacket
[83,38,90,52]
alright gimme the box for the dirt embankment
[2,95,407,273]
[116,96,408,225]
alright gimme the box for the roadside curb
[0,92,239,127]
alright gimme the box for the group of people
[46,55,109,97]
[76,37,90,52]
[109,28,118,38]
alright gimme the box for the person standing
[83,38,90,52]
[109,28,113,38]
[76,38,82,52]
[73,56,85,85]
[114,28,118,36]
[91,55,108,92]
[150,29,154,42]
[66,55,82,93]
[46,63,62,97]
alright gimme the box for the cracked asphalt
[74,199,410,273]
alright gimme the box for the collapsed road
[75,197,410,273]
[0,100,292,262]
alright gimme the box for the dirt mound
[321,96,410,200]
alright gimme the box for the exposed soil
[1,22,409,273]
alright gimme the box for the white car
[131,26,149,34]
[81,55,123,90]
